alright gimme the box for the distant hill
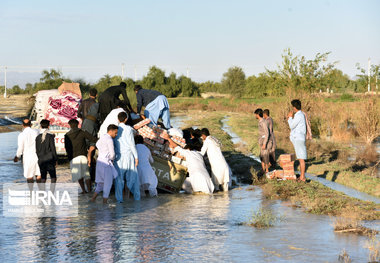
[0,71,41,89]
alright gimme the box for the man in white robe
[163,133,214,194]
[98,103,126,137]
[114,112,140,202]
[135,135,158,197]
[200,128,231,192]
[14,119,41,189]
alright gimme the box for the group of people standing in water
[14,80,310,203]
[14,82,233,204]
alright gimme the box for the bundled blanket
[45,91,82,128]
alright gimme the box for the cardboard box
[143,138,155,147]
[133,119,151,130]
[160,152,171,160]
[174,151,185,160]
[280,160,294,169]
[283,169,295,176]
[279,154,296,162]
[171,156,182,165]
[282,164,294,171]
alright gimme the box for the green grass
[323,94,359,103]
[247,207,283,228]
[228,113,260,155]
[262,179,380,220]
[306,161,380,198]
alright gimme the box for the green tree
[355,63,380,93]
[141,66,168,95]
[266,48,337,93]
[245,74,275,98]
[167,72,181,97]
[94,75,122,93]
[221,66,246,97]
[179,75,199,97]
[40,69,62,81]
[322,69,352,93]
[199,81,222,93]
[10,85,23,94]
[25,83,33,94]
[33,69,66,92]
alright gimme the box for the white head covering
[168,128,183,138]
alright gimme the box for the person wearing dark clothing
[36,119,57,187]
[134,85,171,129]
[263,109,276,167]
[81,102,100,140]
[98,82,133,122]
[135,88,161,113]
[65,119,97,193]
[81,101,100,183]
[77,88,98,120]
[189,128,203,151]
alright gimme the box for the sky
[0,0,379,88]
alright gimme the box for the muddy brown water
[0,117,378,262]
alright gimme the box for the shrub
[247,207,283,228]
[340,93,355,102]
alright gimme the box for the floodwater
[0,116,23,126]
[0,186,375,262]
[0,132,24,184]
[222,116,380,204]
[170,114,190,129]
[0,119,377,262]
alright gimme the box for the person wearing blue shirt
[287,99,307,182]
[114,111,140,202]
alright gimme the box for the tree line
[2,49,379,98]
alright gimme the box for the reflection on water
[0,132,24,183]
[0,187,373,262]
